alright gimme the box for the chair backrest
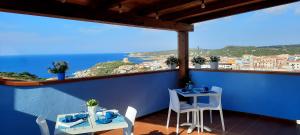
[36,116,50,135]
[168,89,180,111]
[209,86,223,108]
[124,106,137,135]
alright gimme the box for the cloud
[0,31,68,46]
[0,21,21,29]
[294,2,300,15]
[140,28,164,33]
[262,4,289,14]
[194,15,233,30]
[296,8,300,15]
[78,24,122,34]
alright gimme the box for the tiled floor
[97,110,300,135]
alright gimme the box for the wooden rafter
[0,0,193,31]
[180,0,299,23]
[88,0,126,10]
[130,0,197,16]
[160,0,262,21]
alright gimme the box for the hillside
[0,72,45,81]
[73,61,150,77]
[130,44,300,57]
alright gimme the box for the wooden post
[178,31,189,87]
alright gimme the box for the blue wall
[190,70,300,121]
[0,71,178,135]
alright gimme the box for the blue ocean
[0,53,144,78]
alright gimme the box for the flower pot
[87,106,97,122]
[195,64,202,69]
[188,84,193,90]
[168,64,177,69]
[57,73,65,80]
[210,62,219,70]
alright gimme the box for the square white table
[54,111,128,135]
[176,88,218,134]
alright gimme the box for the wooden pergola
[0,0,298,83]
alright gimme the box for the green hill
[131,44,300,57]
[0,72,45,81]
[203,44,300,57]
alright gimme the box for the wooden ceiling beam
[130,0,197,16]
[0,0,193,31]
[59,0,126,10]
[161,0,262,21]
[180,0,299,24]
[88,0,126,10]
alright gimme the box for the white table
[54,110,128,135]
[176,88,218,134]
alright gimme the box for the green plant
[191,56,206,65]
[165,56,179,66]
[48,61,69,74]
[186,80,194,85]
[0,71,45,81]
[86,99,98,107]
[209,56,220,62]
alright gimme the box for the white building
[288,61,300,70]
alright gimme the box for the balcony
[1,70,300,134]
[0,0,300,135]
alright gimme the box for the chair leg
[166,108,171,128]
[197,111,200,133]
[176,112,180,134]
[187,112,189,123]
[219,109,225,131]
[200,110,204,132]
[210,110,213,124]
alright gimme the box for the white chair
[166,89,198,134]
[36,116,50,135]
[123,106,137,135]
[197,86,225,132]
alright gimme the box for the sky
[0,2,300,55]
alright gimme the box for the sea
[0,53,144,78]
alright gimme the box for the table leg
[187,96,212,133]
[187,96,197,133]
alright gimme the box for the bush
[191,56,206,65]
[209,56,220,62]
[165,56,179,66]
[48,61,69,74]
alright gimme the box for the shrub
[165,56,179,66]
[191,56,206,65]
[209,56,220,62]
[48,61,69,74]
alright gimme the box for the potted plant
[209,56,220,70]
[186,80,194,90]
[86,99,98,122]
[191,56,206,69]
[48,61,69,80]
[165,56,179,69]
